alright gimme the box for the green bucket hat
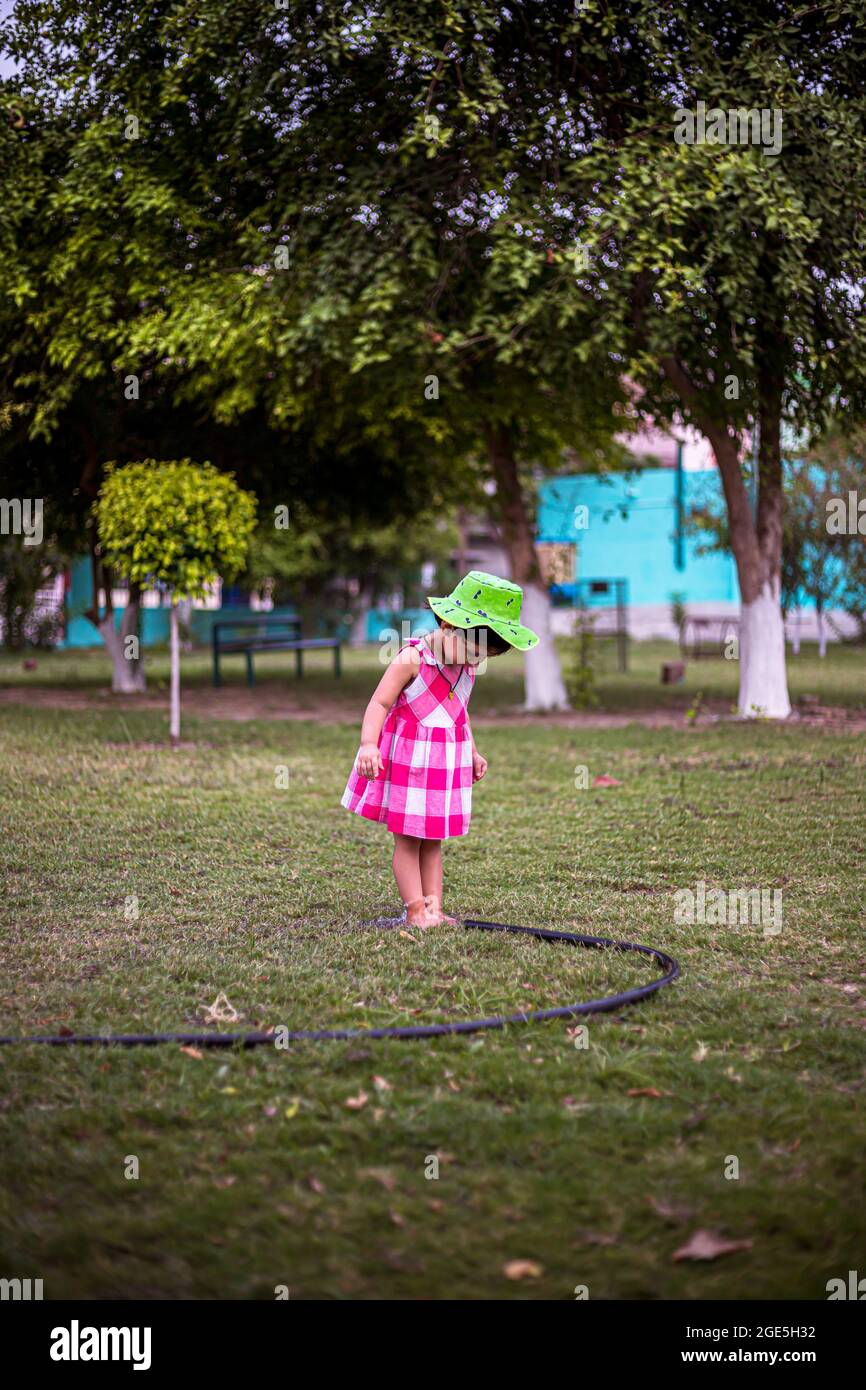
[427,571,539,651]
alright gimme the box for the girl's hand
[357,742,384,780]
[472,751,488,782]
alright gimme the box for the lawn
[0,643,864,1299]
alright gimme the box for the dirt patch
[1,684,864,733]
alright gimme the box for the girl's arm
[356,647,421,779]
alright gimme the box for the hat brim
[427,596,539,652]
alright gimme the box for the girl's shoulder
[397,637,437,668]
[389,640,424,685]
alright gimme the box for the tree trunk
[169,602,181,745]
[84,539,146,693]
[486,424,569,711]
[738,581,791,716]
[662,356,791,718]
[349,581,374,646]
[176,597,194,652]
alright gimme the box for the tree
[94,461,256,742]
[11,2,865,719]
[243,503,460,644]
[794,429,866,644]
[0,533,66,651]
[0,11,462,685]
[563,0,866,715]
[0,0,631,711]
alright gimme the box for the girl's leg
[419,839,443,901]
[419,840,457,924]
[392,832,423,912]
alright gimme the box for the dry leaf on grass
[648,1195,693,1223]
[361,1168,397,1191]
[179,1045,203,1060]
[572,1231,618,1247]
[627,1087,667,1098]
[592,774,622,787]
[503,1259,543,1280]
[672,1229,753,1262]
[345,1090,369,1110]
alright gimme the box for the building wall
[537,466,855,641]
[538,466,736,608]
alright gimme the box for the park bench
[212,616,342,687]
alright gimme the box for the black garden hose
[0,919,679,1047]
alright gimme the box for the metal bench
[212,617,342,687]
[680,615,739,660]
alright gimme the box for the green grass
[0,646,864,1299]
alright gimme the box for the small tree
[95,461,256,742]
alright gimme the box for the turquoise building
[537,467,738,628]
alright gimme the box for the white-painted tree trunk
[169,602,181,745]
[521,582,569,711]
[97,612,146,693]
[350,600,371,646]
[817,607,827,658]
[176,597,194,652]
[737,583,791,718]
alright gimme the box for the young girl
[342,571,538,928]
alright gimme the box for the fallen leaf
[372,1075,392,1092]
[648,1195,693,1223]
[399,930,420,944]
[592,774,622,787]
[692,1042,710,1062]
[503,1259,543,1280]
[307,1176,325,1194]
[572,1230,618,1247]
[284,1101,299,1119]
[627,1087,666,1098]
[219,1086,239,1095]
[672,1229,753,1262]
[361,1168,397,1191]
[389,1210,405,1227]
[180,1045,203,1060]
[213,1176,237,1189]
[345,1090,369,1110]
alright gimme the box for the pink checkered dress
[342,638,476,840]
